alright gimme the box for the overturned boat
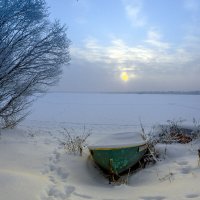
[88,132,148,176]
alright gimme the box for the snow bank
[0,93,200,200]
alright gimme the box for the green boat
[88,132,148,176]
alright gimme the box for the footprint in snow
[40,147,74,200]
[139,196,166,200]
[51,150,61,163]
[65,186,76,198]
[181,166,192,174]
[42,185,75,200]
[49,164,57,172]
[47,185,66,199]
[74,192,93,199]
[56,167,69,180]
[177,161,188,166]
[186,194,199,198]
[48,175,57,184]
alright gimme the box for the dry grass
[63,126,92,156]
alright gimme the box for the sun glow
[120,72,129,82]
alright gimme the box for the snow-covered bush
[63,127,92,156]
[147,119,194,145]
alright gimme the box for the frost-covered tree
[0,0,70,128]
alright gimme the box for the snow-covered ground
[0,93,200,200]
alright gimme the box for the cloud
[145,29,171,50]
[71,35,170,67]
[72,38,155,64]
[122,0,146,27]
[71,32,200,76]
[67,30,200,92]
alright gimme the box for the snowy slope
[0,93,200,200]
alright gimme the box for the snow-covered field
[0,93,200,200]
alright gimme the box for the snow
[88,132,146,148]
[0,93,200,200]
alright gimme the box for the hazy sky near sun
[47,0,200,92]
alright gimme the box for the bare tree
[0,0,70,128]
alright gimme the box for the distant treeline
[49,91,200,95]
[103,91,200,95]
[140,91,200,95]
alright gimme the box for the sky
[46,0,200,92]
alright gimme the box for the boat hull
[89,143,147,175]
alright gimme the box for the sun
[120,72,129,82]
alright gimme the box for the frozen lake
[22,93,200,134]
